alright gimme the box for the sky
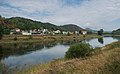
[0,0,120,31]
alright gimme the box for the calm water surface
[0,36,120,70]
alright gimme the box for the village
[10,28,88,36]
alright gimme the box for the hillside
[60,24,83,32]
[7,17,83,31]
[6,17,61,31]
[112,28,120,34]
[85,28,97,33]
[0,16,84,32]
[0,17,16,29]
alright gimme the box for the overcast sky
[0,0,120,31]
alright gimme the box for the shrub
[29,35,33,39]
[14,37,17,41]
[65,43,93,59]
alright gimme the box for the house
[22,31,31,35]
[10,28,21,35]
[10,29,14,35]
[54,30,61,34]
[48,31,55,35]
[15,28,21,32]
[69,32,74,35]
[80,29,87,35]
[75,31,79,34]
[62,31,68,35]
[42,29,48,34]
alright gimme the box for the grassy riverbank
[16,41,120,74]
[0,34,100,43]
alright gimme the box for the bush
[14,37,17,41]
[65,43,93,59]
[29,35,33,39]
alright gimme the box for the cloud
[0,0,120,31]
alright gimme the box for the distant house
[54,30,61,34]
[75,31,79,34]
[15,28,21,32]
[69,32,74,35]
[10,28,21,35]
[42,29,48,34]
[62,31,68,35]
[22,31,31,35]
[10,29,14,35]
[80,29,87,35]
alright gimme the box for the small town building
[54,30,61,34]
[15,28,21,32]
[22,31,31,35]
[62,31,68,35]
[80,29,87,35]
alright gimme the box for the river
[0,36,120,71]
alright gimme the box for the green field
[0,34,100,44]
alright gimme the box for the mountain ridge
[3,17,83,31]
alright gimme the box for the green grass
[0,34,101,44]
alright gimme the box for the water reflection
[98,38,104,44]
[112,36,120,40]
[86,37,119,48]
[0,37,119,71]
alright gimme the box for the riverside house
[80,29,87,35]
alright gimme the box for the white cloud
[0,0,120,31]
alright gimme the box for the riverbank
[16,41,120,74]
[0,34,100,44]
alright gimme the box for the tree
[98,29,104,35]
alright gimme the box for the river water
[0,36,120,71]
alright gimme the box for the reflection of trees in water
[59,40,80,46]
[98,38,104,44]
[0,46,3,60]
[0,40,83,61]
[44,42,57,49]
[0,43,45,60]
[112,36,120,40]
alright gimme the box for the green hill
[112,28,120,35]
[6,17,61,31]
[1,16,83,32]
[60,24,83,32]
[0,17,16,29]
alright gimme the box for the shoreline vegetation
[0,34,101,44]
[15,40,120,74]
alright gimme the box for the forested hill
[6,17,61,31]
[0,17,16,29]
[1,16,83,31]
[59,24,83,32]
[112,28,120,34]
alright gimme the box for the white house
[15,28,21,32]
[75,31,79,34]
[62,31,68,35]
[22,31,31,35]
[54,30,61,34]
[42,29,48,34]
[80,30,87,35]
